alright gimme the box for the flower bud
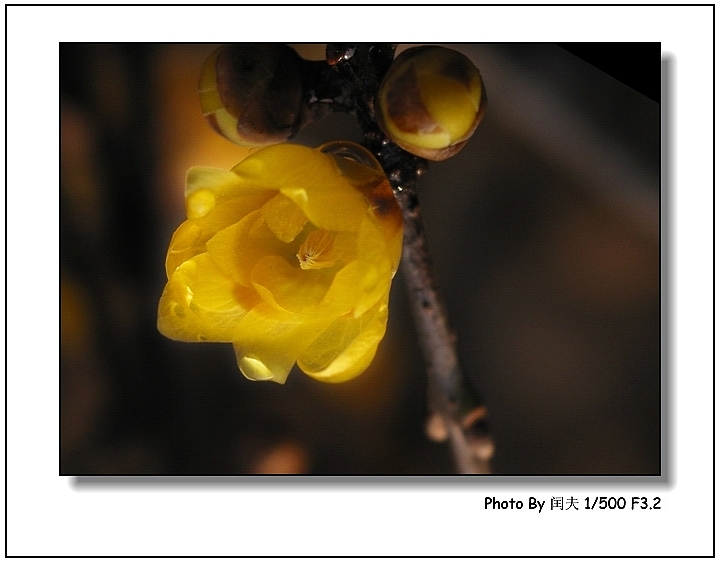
[376,46,487,161]
[199,44,310,146]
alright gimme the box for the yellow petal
[165,220,205,278]
[313,148,402,269]
[251,255,334,314]
[298,299,389,383]
[260,192,308,243]
[193,192,274,236]
[186,166,266,207]
[320,218,394,317]
[386,220,404,272]
[165,194,274,278]
[348,174,404,270]
[232,302,335,384]
[205,209,292,287]
[231,144,369,232]
[158,253,259,343]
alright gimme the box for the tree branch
[326,43,494,474]
[395,183,493,474]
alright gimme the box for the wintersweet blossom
[158,142,403,383]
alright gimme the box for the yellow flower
[158,142,403,384]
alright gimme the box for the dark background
[60,44,660,475]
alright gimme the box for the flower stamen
[297,229,337,270]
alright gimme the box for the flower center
[297,229,337,270]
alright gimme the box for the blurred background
[60,44,660,475]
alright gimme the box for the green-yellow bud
[376,46,487,161]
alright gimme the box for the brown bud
[199,44,309,146]
[376,46,487,161]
